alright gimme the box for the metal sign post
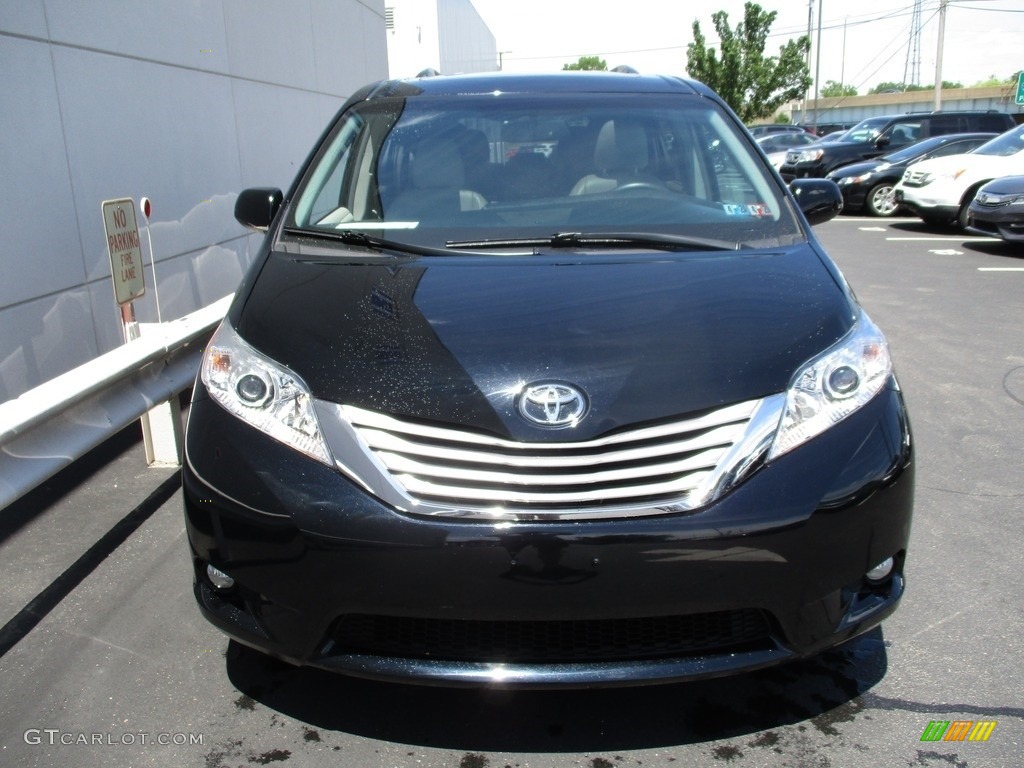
[101,197,181,466]
[101,197,145,342]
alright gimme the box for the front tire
[957,183,986,231]
[866,183,898,217]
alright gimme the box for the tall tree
[563,56,607,71]
[686,2,811,123]
[821,80,857,98]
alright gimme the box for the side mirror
[234,187,283,231]
[875,135,890,148]
[790,178,843,226]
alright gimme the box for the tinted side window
[926,116,960,137]
[977,115,1012,132]
[928,139,982,159]
[887,122,922,146]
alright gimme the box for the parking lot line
[977,267,1024,272]
[885,237,1001,242]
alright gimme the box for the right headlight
[769,313,892,460]
[200,321,332,466]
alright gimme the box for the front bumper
[894,187,958,223]
[779,162,825,183]
[183,383,914,688]
[967,206,1024,242]
[835,183,869,212]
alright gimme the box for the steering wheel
[614,182,667,193]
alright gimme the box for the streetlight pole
[934,0,948,110]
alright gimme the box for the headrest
[593,120,648,174]
[412,137,465,189]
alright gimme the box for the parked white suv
[894,124,1024,228]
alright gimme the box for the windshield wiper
[281,227,451,257]
[446,231,741,252]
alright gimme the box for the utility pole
[840,16,847,90]
[802,0,813,124]
[813,0,823,132]
[934,0,948,110]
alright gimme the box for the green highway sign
[1017,71,1024,106]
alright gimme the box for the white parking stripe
[885,237,1001,242]
[978,267,1024,272]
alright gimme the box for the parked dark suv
[780,111,1015,182]
[183,71,913,688]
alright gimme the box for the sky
[468,0,1024,95]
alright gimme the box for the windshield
[288,93,803,250]
[837,117,890,143]
[974,125,1024,157]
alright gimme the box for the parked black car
[779,111,1014,182]
[967,175,1024,243]
[183,72,913,688]
[827,133,996,216]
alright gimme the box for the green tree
[869,81,906,94]
[869,80,964,94]
[686,2,811,123]
[821,80,857,97]
[772,112,791,124]
[562,56,607,71]
[968,73,1017,88]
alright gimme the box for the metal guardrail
[0,295,232,511]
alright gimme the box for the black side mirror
[790,178,843,226]
[234,187,283,231]
[875,135,891,148]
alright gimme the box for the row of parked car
[751,113,1024,243]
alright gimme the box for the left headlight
[200,321,332,466]
[769,313,892,460]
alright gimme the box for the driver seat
[570,119,661,195]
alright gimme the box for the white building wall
[437,0,497,75]
[0,0,388,402]
[385,0,442,79]
[385,0,496,79]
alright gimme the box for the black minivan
[183,72,914,687]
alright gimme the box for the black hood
[828,159,884,180]
[235,246,854,442]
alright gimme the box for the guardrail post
[137,322,184,466]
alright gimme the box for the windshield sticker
[723,203,772,217]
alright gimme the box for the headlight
[987,193,1024,206]
[200,321,332,465]
[849,173,873,184]
[798,148,825,163]
[769,313,892,460]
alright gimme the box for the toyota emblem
[516,382,589,428]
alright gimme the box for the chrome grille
[326,396,780,519]
[901,169,929,187]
